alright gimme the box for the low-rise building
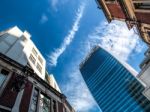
[0,26,75,112]
[0,53,75,112]
[0,26,46,80]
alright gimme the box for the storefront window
[29,89,38,112]
[39,93,51,112]
[0,69,9,88]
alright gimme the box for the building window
[29,54,36,65]
[134,3,150,10]
[39,93,51,112]
[0,69,9,88]
[145,59,150,65]
[29,89,38,112]
[146,49,150,56]
[38,56,43,65]
[36,63,42,73]
[105,0,115,1]
[148,31,150,37]
[32,48,38,57]
[53,100,57,112]
[105,0,116,3]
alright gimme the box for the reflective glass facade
[80,47,150,112]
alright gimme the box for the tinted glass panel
[80,47,150,112]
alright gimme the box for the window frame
[36,63,42,73]
[53,100,57,112]
[105,0,117,4]
[132,0,150,13]
[29,54,36,65]
[32,48,38,57]
[140,23,150,44]
[38,56,43,65]
[0,67,11,96]
[28,88,39,112]
[39,92,51,112]
[29,87,57,112]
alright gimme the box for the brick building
[96,0,150,44]
[0,53,75,112]
[0,27,75,112]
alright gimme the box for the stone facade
[0,53,75,112]
[96,0,150,44]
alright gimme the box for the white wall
[48,74,61,93]
[0,26,46,79]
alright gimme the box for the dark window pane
[0,69,9,87]
[39,93,51,112]
[29,89,38,112]
[134,3,150,10]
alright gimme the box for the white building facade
[0,26,46,79]
[45,73,61,93]
[0,26,74,112]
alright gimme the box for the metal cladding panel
[80,47,150,112]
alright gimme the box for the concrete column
[11,89,24,112]
[36,90,41,112]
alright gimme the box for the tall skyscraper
[80,46,150,112]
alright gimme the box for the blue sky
[0,0,148,112]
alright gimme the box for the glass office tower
[80,46,150,112]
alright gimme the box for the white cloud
[49,0,69,11]
[40,14,48,24]
[50,0,58,10]
[62,68,101,112]
[48,3,85,66]
[61,20,145,112]
[87,20,144,62]
[62,57,101,112]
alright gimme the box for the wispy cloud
[61,20,145,112]
[48,3,86,66]
[87,20,144,62]
[40,14,48,24]
[49,0,69,11]
[62,66,101,112]
[50,0,58,10]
